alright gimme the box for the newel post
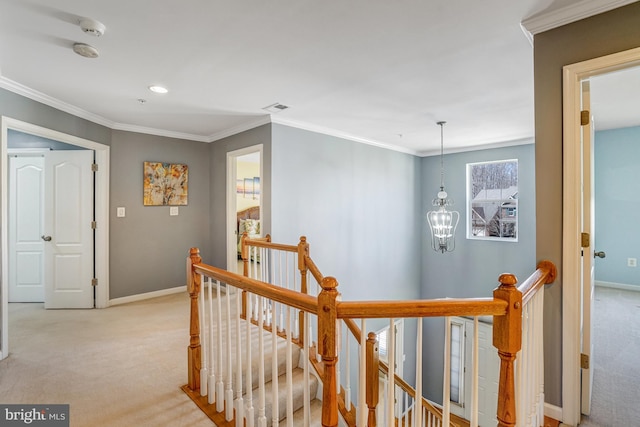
[298,236,310,344]
[493,273,522,427]
[187,247,202,392]
[318,276,340,427]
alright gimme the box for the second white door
[43,150,94,309]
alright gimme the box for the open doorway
[577,65,640,425]
[1,117,110,360]
[561,46,640,425]
[226,145,262,274]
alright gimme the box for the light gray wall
[209,124,272,268]
[533,1,640,406]
[109,130,211,299]
[595,126,640,287]
[271,123,423,301]
[420,143,536,402]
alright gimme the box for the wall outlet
[628,258,637,267]
[170,206,179,216]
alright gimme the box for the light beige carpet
[0,292,214,426]
[577,286,640,427]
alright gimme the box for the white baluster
[358,318,367,426]
[199,274,208,396]
[303,312,310,427]
[235,290,244,427]
[257,296,267,427]
[225,284,234,421]
[271,299,279,427]
[207,277,216,405]
[345,325,351,412]
[245,292,255,427]
[415,318,423,427]
[387,318,396,427]
[442,317,451,427]
[216,280,224,412]
[471,317,479,427]
[286,306,293,427]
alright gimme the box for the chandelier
[427,121,459,253]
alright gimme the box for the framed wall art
[143,161,188,206]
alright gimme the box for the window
[467,159,518,241]
[450,319,465,406]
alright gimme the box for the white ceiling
[0,0,636,156]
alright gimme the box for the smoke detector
[73,43,99,58]
[79,18,106,37]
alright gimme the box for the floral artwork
[143,161,188,206]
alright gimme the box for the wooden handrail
[192,262,318,314]
[305,255,324,285]
[337,297,508,319]
[518,260,557,307]
[244,235,298,252]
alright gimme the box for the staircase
[183,236,557,427]
[182,286,320,426]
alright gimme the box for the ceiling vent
[263,103,289,113]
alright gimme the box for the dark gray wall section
[0,88,111,145]
[109,130,211,299]
[209,124,272,268]
[420,143,536,403]
[534,2,640,406]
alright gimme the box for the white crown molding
[271,116,419,156]
[521,0,638,36]
[417,137,534,158]
[112,122,210,142]
[207,116,272,142]
[0,76,114,128]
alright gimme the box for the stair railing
[184,236,556,427]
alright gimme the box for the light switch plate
[170,206,179,216]
[116,207,125,217]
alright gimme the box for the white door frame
[1,117,110,360]
[561,46,640,425]
[225,145,263,272]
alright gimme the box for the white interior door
[8,155,45,302]
[580,80,596,416]
[43,150,94,309]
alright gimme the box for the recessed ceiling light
[148,85,168,94]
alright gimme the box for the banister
[337,297,508,319]
[192,262,318,314]
[305,255,324,285]
[518,260,557,306]
[187,239,557,427]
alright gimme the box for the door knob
[41,235,52,242]
[594,250,606,259]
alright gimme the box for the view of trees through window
[467,159,518,240]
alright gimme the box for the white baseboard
[595,280,640,292]
[545,402,563,423]
[109,285,186,306]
